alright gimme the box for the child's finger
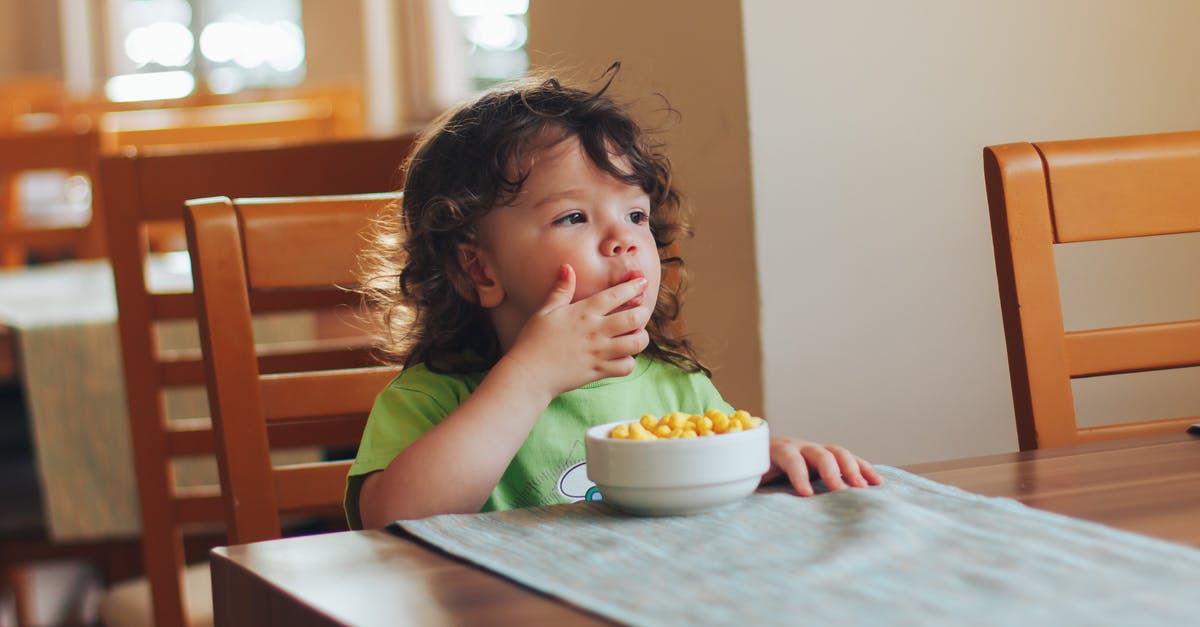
[828,445,868,487]
[539,264,576,312]
[858,457,884,485]
[595,354,638,379]
[599,308,652,338]
[580,276,648,314]
[802,445,846,491]
[773,446,814,497]
[602,328,649,359]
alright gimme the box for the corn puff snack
[608,410,763,440]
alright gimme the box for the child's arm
[762,437,884,496]
[359,265,649,525]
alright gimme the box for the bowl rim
[585,418,769,446]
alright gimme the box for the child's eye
[629,210,650,225]
[552,211,586,225]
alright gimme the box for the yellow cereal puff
[608,409,764,438]
[630,426,657,440]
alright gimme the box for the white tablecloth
[0,257,314,540]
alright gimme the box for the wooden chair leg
[2,174,26,267]
[2,565,37,627]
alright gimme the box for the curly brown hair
[359,68,708,376]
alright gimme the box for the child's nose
[602,229,638,256]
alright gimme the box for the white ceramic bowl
[585,419,770,516]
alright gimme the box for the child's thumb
[542,264,575,310]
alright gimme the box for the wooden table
[211,431,1200,626]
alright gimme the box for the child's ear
[455,243,505,308]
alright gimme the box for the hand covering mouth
[617,269,645,285]
[610,269,647,314]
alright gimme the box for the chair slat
[1076,416,1200,444]
[267,416,367,449]
[249,289,363,311]
[238,193,398,289]
[261,367,399,421]
[171,488,223,524]
[164,416,369,456]
[164,418,213,457]
[131,138,410,220]
[1038,131,1200,242]
[1065,319,1200,377]
[273,461,355,512]
[261,343,375,370]
[157,357,206,386]
[149,292,196,320]
[0,226,87,247]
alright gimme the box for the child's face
[464,135,661,347]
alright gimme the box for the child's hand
[503,264,651,398]
[761,436,883,496]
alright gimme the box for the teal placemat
[391,467,1200,626]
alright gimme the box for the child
[347,71,882,528]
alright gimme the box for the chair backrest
[99,134,415,627]
[97,98,340,154]
[0,75,63,122]
[983,130,1200,450]
[63,81,363,137]
[0,124,102,267]
[185,193,402,545]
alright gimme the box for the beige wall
[528,1,764,414]
[300,0,364,84]
[743,0,1200,464]
[0,0,60,77]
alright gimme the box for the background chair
[99,134,415,627]
[984,130,1200,450]
[97,98,341,154]
[0,124,102,267]
[0,75,62,123]
[185,192,402,546]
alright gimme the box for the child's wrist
[489,355,557,407]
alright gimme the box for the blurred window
[104,0,305,102]
[428,0,529,110]
[448,0,529,93]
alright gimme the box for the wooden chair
[0,75,63,123]
[0,124,102,267]
[63,81,363,138]
[98,134,415,627]
[984,130,1200,450]
[1,95,353,268]
[184,192,402,545]
[97,98,341,154]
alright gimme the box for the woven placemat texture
[392,466,1200,626]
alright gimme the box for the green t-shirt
[344,354,732,528]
